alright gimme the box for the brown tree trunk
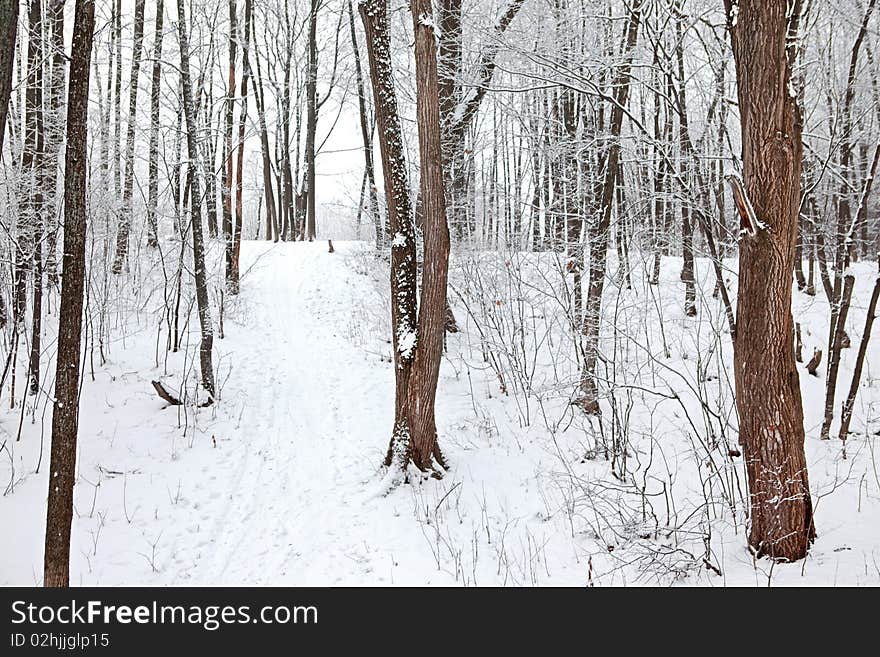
[404,0,451,472]
[838,271,880,445]
[359,0,418,468]
[43,0,95,588]
[304,0,319,241]
[0,0,17,155]
[726,0,814,561]
[176,0,216,402]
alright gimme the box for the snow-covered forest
[0,0,879,587]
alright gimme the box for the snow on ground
[1,240,879,586]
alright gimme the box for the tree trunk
[0,0,17,155]
[575,1,642,415]
[404,0,451,472]
[176,0,216,402]
[230,0,252,294]
[147,0,164,248]
[304,0,319,242]
[726,0,814,561]
[43,0,66,288]
[359,0,418,469]
[223,0,237,287]
[21,0,44,395]
[43,0,95,588]
[249,14,279,242]
[347,0,383,248]
[111,0,146,274]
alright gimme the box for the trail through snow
[166,242,419,585]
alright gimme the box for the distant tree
[111,0,146,274]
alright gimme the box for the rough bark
[147,0,165,249]
[347,0,383,248]
[230,0,252,294]
[0,0,17,154]
[726,0,815,561]
[359,0,418,468]
[44,0,95,588]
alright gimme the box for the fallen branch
[151,380,181,406]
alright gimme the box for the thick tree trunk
[44,0,95,588]
[726,0,814,561]
[0,0,17,154]
[359,0,418,468]
[404,0,451,472]
[304,0,319,241]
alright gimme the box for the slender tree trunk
[575,1,642,415]
[176,0,216,401]
[111,0,147,274]
[230,0,252,293]
[21,0,44,396]
[304,0,320,241]
[347,0,382,248]
[223,0,237,287]
[43,0,66,288]
[838,270,880,444]
[147,0,164,248]
[726,0,814,561]
[43,0,95,588]
[403,0,451,472]
[250,16,279,242]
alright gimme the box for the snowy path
[172,241,399,585]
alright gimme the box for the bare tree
[147,0,165,249]
[176,0,216,402]
[111,0,147,274]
